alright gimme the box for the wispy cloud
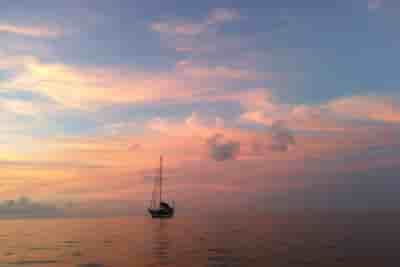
[176,60,261,81]
[102,122,138,136]
[206,8,240,25]
[368,0,384,11]
[150,8,243,54]
[0,99,36,116]
[0,55,270,110]
[150,8,239,36]
[0,56,193,109]
[150,21,206,36]
[0,23,62,38]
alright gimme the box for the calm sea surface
[0,213,399,267]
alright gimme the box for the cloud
[150,8,242,54]
[326,95,400,123]
[240,89,400,132]
[151,8,239,36]
[269,121,296,152]
[368,0,384,11]
[147,117,170,133]
[176,60,260,81]
[249,120,296,155]
[0,110,397,215]
[206,133,240,161]
[0,159,104,170]
[128,144,141,151]
[0,197,61,218]
[237,88,285,114]
[0,23,61,38]
[150,21,206,36]
[0,98,46,117]
[147,112,227,141]
[0,55,265,110]
[238,88,292,126]
[206,8,240,25]
[0,56,194,109]
[102,122,138,136]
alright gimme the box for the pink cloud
[0,23,62,38]
[326,95,400,123]
[147,112,228,140]
[239,90,400,132]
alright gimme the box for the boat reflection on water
[150,220,172,267]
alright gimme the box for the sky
[0,0,400,217]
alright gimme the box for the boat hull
[148,208,174,219]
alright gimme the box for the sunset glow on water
[1,214,400,266]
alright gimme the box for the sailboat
[148,156,175,218]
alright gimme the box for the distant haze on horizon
[0,0,400,218]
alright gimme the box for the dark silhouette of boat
[148,156,175,218]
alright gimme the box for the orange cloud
[0,57,194,109]
[0,56,266,110]
[326,95,400,123]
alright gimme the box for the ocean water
[0,213,399,267]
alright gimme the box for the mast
[159,155,162,204]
